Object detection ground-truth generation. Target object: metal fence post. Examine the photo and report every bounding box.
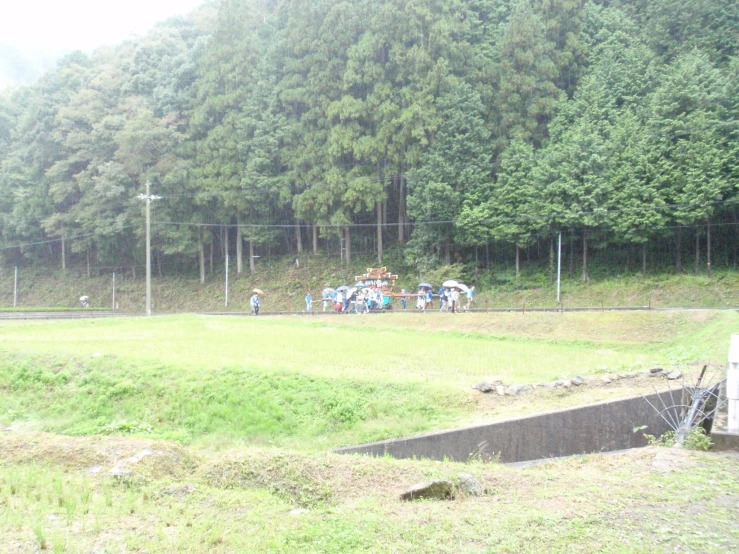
[728,335,739,433]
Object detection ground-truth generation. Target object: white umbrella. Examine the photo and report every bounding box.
[456,283,470,294]
[442,280,460,288]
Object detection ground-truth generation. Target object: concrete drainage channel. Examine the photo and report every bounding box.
[335,391,682,465]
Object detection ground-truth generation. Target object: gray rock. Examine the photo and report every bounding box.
[560,379,572,388]
[667,370,683,380]
[571,376,584,386]
[505,384,525,396]
[456,473,483,497]
[109,466,132,478]
[649,367,664,374]
[649,371,663,378]
[472,382,495,393]
[495,385,506,396]
[164,484,196,497]
[601,376,613,384]
[400,480,455,501]
[87,466,102,474]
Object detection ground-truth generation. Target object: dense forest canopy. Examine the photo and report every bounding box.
[1,0,738,282]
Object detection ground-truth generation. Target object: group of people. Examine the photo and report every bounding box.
[312,286,388,313]
[301,282,476,314]
[416,286,474,313]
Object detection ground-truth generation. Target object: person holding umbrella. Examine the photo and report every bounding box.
[450,287,460,314]
[305,291,312,312]
[250,292,261,315]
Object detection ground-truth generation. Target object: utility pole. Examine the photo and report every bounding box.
[225,253,229,309]
[138,182,161,316]
[556,232,562,304]
[112,272,116,311]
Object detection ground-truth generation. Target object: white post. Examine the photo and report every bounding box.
[728,334,739,433]
[13,266,17,308]
[225,254,229,309]
[145,181,152,317]
[556,232,562,304]
[112,272,116,311]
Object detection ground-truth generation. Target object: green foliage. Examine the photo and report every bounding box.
[646,427,713,451]
[1,0,738,280]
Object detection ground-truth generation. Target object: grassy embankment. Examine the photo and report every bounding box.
[0,311,737,552]
[2,255,739,311]
[0,310,734,449]
[1,432,737,553]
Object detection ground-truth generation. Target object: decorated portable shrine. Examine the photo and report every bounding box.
[354,267,398,292]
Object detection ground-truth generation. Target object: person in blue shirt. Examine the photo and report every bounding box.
[426,288,433,309]
[400,289,408,310]
[250,293,260,315]
[465,286,475,311]
[305,291,312,312]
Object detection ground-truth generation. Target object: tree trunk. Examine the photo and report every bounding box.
[312,224,318,254]
[569,229,574,279]
[296,218,302,253]
[199,228,205,284]
[377,201,383,264]
[132,264,136,280]
[642,243,647,278]
[87,249,91,278]
[582,228,588,283]
[676,227,682,273]
[61,234,66,270]
[515,244,520,281]
[549,237,554,284]
[706,220,712,277]
[695,230,700,275]
[157,250,162,278]
[236,222,243,274]
[344,227,351,265]
[445,241,451,265]
[249,240,255,274]
[397,174,405,244]
[209,240,213,274]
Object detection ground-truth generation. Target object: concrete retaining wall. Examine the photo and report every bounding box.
[335,391,680,464]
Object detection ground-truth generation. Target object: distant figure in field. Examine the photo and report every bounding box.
[450,288,460,314]
[322,291,330,312]
[305,291,312,312]
[465,286,475,311]
[426,289,433,310]
[400,289,408,310]
[438,287,446,312]
[417,289,426,312]
[80,296,89,308]
[250,293,260,316]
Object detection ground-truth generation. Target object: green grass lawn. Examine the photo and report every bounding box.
[1,433,737,553]
[0,311,734,449]
[1,311,737,553]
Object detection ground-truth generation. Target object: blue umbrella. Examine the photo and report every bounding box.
[336,285,350,292]
[355,282,367,288]
[418,282,433,289]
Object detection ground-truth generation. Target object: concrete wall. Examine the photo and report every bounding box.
[335,391,680,464]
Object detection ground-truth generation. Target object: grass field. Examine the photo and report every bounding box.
[0,310,737,552]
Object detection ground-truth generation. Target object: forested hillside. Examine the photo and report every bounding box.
[1,0,738,284]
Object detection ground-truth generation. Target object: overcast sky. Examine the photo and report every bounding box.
[1,0,205,53]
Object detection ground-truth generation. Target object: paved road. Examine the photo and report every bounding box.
[0,306,736,320]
